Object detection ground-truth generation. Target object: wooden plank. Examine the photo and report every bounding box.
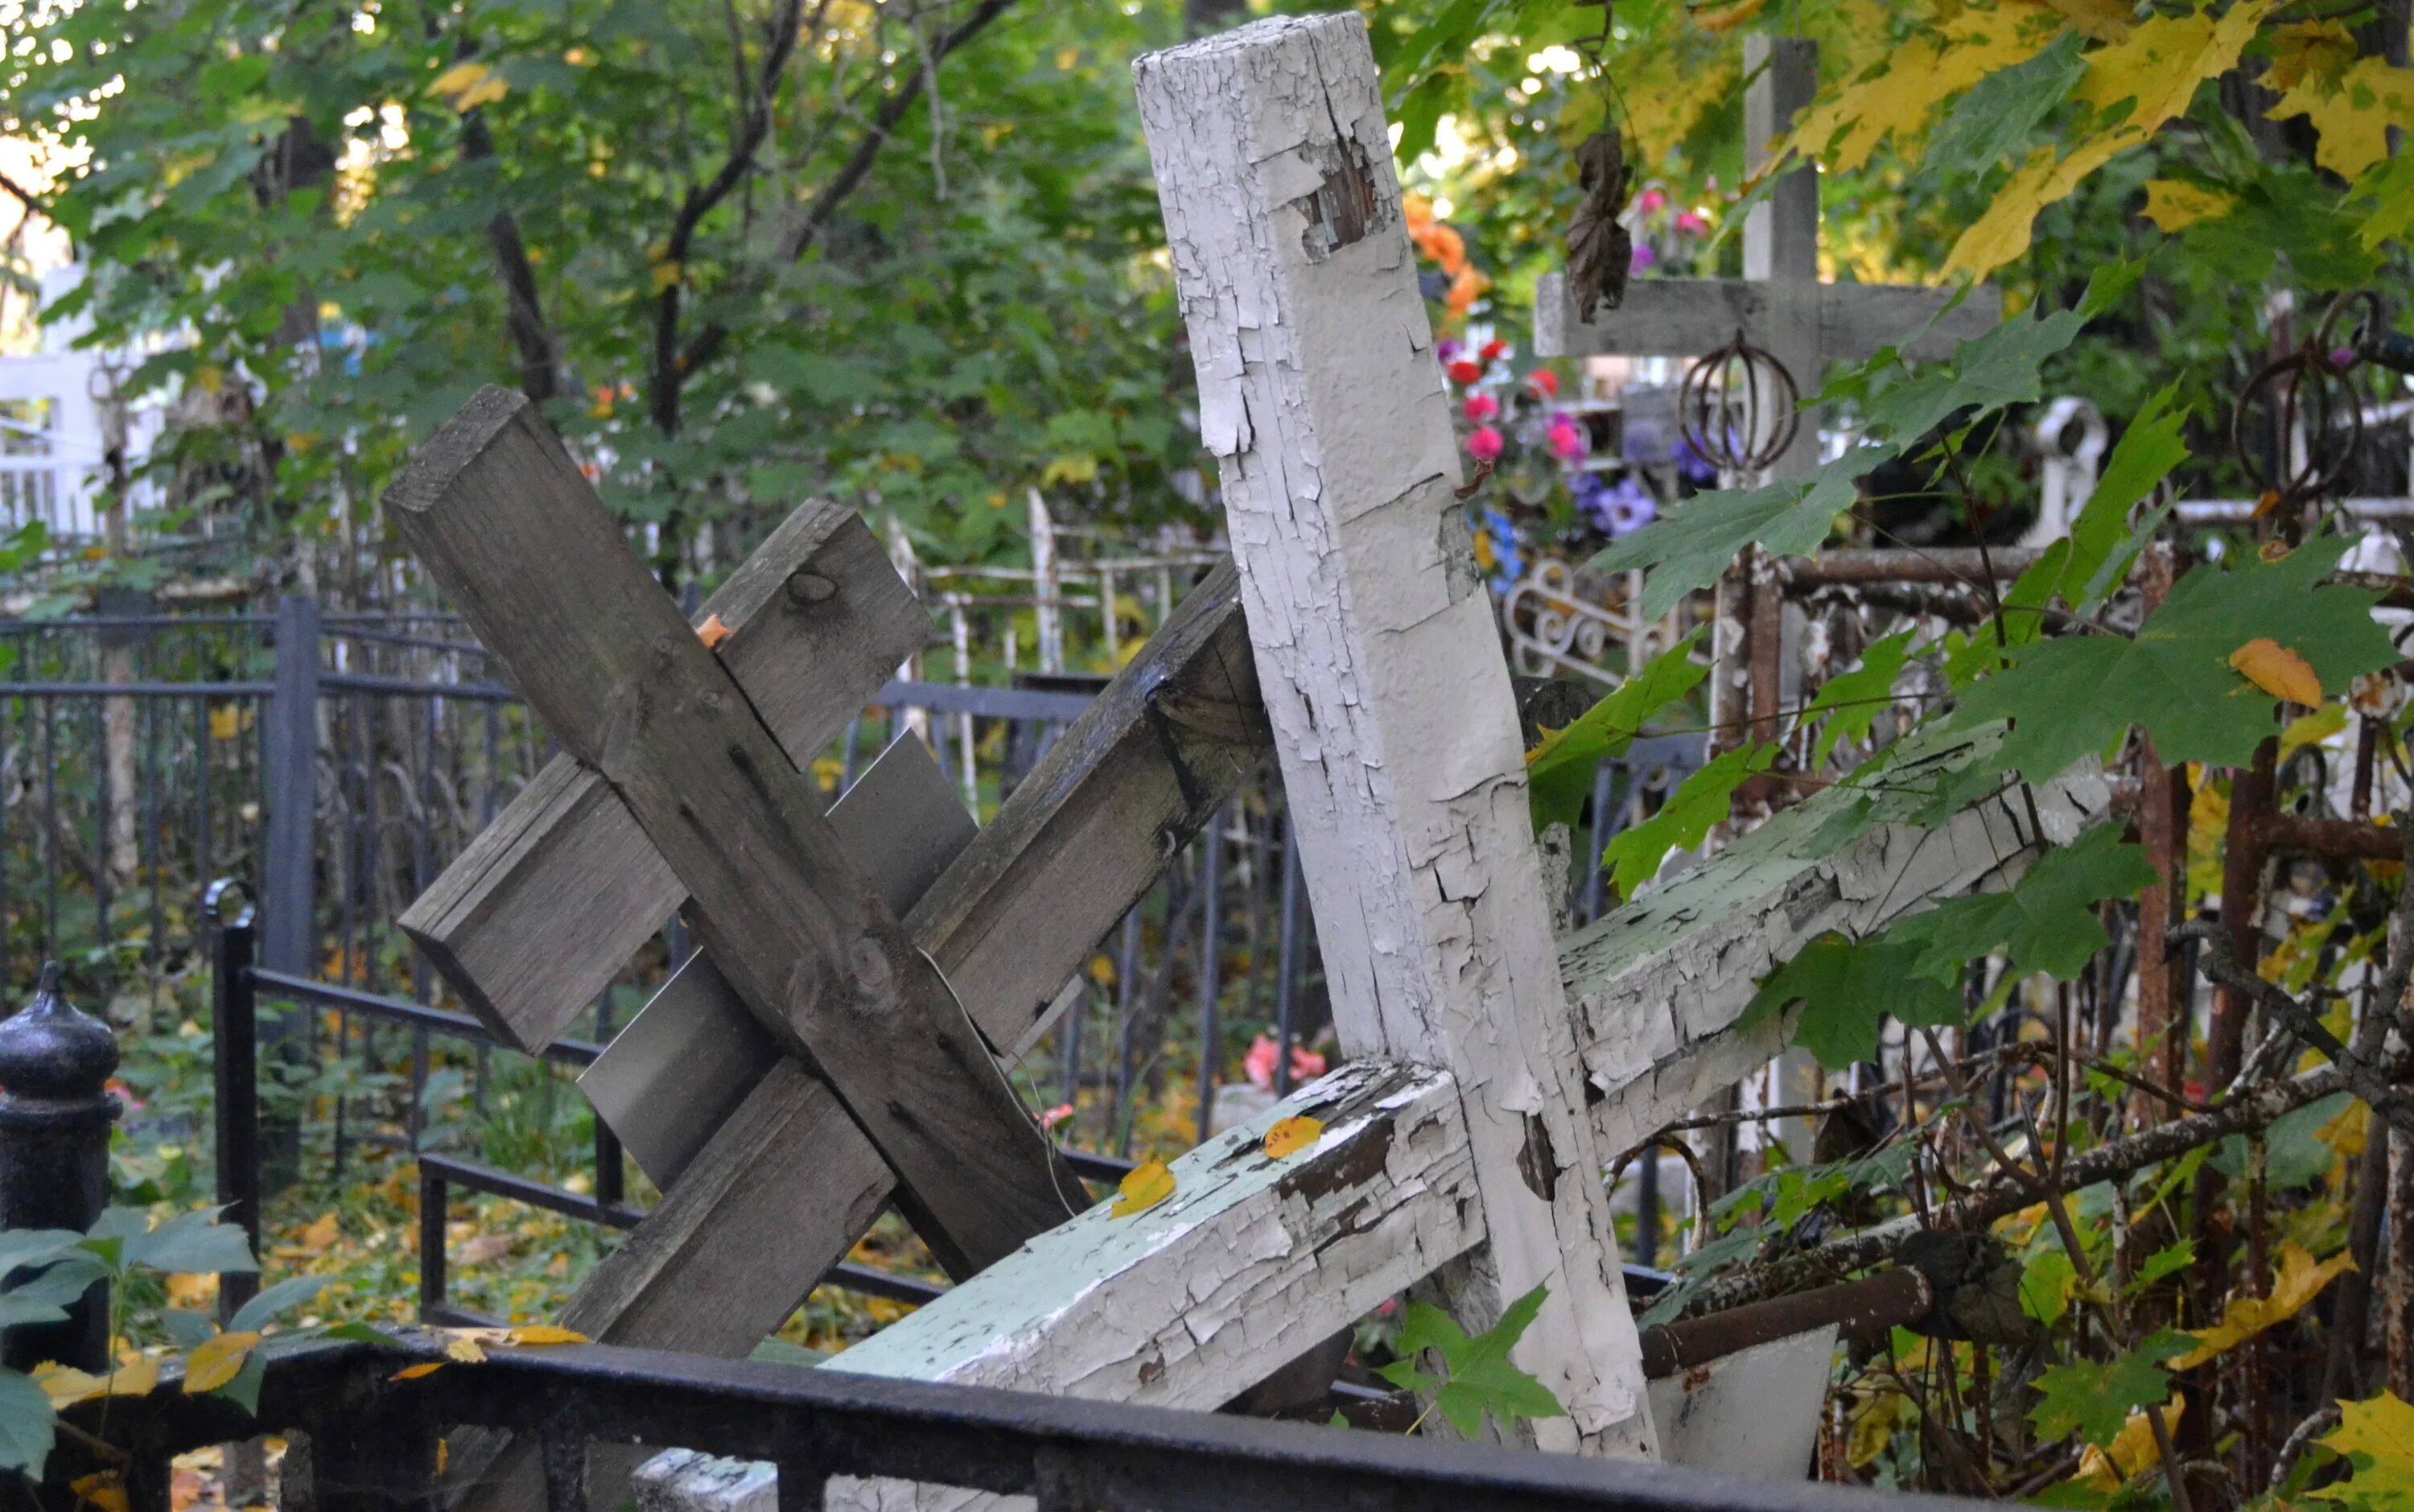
[1563,733,2116,1161]
[399,496,928,1053]
[445,559,1264,1512]
[1135,14,1655,1460]
[385,388,1085,1279]
[1534,271,2003,366]
[636,1062,1481,1512]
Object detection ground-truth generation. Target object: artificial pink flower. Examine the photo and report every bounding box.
[1463,392,1500,423]
[1242,1033,1329,1090]
[1467,425,1506,463]
[1445,359,1484,385]
[1675,210,1710,237]
[1637,187,1666,213]
[1547,414,1585,461]
[1527,369,1560,398]
[1040,1102,1075,1131]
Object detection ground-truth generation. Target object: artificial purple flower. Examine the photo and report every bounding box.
[1629,242,1657,274]
[1436,337,1465,365]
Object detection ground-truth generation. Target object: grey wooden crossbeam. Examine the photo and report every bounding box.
[1533,272,2001,366]
[446,555,1266,1512]
[398,496,928,1056]
[385,389,1086,1281]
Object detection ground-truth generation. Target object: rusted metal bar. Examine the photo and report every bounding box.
[1777,548,2044,588]
[1639,1268,1933,1379]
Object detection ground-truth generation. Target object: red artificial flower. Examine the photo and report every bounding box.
[1446,359,1484,385]
[1479,338,1509,361]
[1527,369,1560,398]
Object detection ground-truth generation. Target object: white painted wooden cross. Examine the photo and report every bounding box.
[627,17,2119,1512]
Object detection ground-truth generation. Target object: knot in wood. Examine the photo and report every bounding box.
[847,937,895,1000]
[786,570,838,605]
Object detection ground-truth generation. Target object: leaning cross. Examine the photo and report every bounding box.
[1537,37,2003,479]
[385,395,1093,1282]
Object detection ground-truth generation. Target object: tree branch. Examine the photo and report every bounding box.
[2173,917,2414,1137]
[460,109,560,406]
[676,0,1020,381]
[0,168,43,218]
[650,0,810,435]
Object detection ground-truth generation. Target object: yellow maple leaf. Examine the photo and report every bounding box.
[2140,179,2235,233]
[2074,0,2273,136]
[1785,7,2054,174]
[2169,1241,2354,1370]
[1944,133,2131,280]
[1262,1114,1324,1160]
[299,1211,341,1250]
[2268,19,2359,94]
[2270,56,2414,180]
[2322,1390,2414,1501]
[69,1472,128,1512]
[444,1335,488,1364]
[2230,637,2323,706]
[393,1361,446,1381]
[1110,1157,1175,1218]
[2028,0,2132,43]
[183,1331,261,1395]
[2073,1394,2181,1489]
[507,1325,588,1346]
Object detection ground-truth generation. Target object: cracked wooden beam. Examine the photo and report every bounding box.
[1135,12,1656,1460]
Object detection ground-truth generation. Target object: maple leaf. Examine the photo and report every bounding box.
[1885,824,2159,984]
[1594,457,1881,620]
[1375,1285,1566,1440]
[2269,56,2414,181]
[1526,629,1705,830]
[2072,1395,2184,1490]
[1799,630,1911,768]
[1110,1157,1174,1218]
[1946,534,2395,782]
[2029,1331,2190,1448]
[2168,1241,2354,1370]
[1597,743,1776,902]
[1783,7,2056,173]
[444,1335,488,1364]
[180,1331,260,1395]
[2059,382,2189,608]
[2141,179,2237,233]
[1919,30,2087,178]
[2317,1390,2414,1509]
[1737,933,1963,1069]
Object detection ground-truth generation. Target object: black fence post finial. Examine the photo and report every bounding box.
[0,962,122,1372]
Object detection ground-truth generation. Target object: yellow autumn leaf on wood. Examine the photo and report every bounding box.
[35,1364,105,1407]
[1262,1114,1323,1160]
[183,1331,261,1394]
[2230,637,2323,706]
[393,1361,446,1381]
[2321,1390,2414,1501]
[105,1358,160,1397]
[68,1472,128,1512]
[508,1325,588,1346]
[1110,1157,1175,1217]
[2140,180,2235,233]
[2073,1394,2181,1489]
[2169,1241,2354,1370]
[696,612,732,650]
[444,1335,488,1364]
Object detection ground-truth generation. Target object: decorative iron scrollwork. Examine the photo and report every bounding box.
[2230,290,2387,513]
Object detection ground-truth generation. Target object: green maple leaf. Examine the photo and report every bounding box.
[1374,1285,1566,1439]
[1526,630,1705,832]
[2029,1332,2191,1448]
[1920,31,2088,177]
[1799,630,1912,768]
[1949,534,2395,782]
[1595,455,1884,620]
[1887,825,2160,984]
[1736,933,1963,1069]
[2062,383,2189,609]
[1598,742,1776,901]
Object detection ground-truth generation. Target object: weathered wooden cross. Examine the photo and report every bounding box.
[1536,38,2003,478]
[385,19,2114,1512]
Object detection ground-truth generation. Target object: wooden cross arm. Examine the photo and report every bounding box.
[443,560,1266,1512]
[398,497,927,1056]
[1534,270,2002,365]
[385,388,1084,1280]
